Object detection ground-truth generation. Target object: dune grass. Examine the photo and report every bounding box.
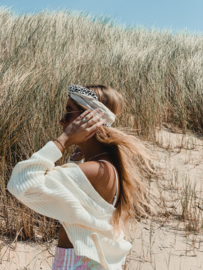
[0,7,203,269]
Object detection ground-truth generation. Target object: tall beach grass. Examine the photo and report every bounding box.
[0,7,203,251]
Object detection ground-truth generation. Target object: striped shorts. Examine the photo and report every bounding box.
[52,247,107,270]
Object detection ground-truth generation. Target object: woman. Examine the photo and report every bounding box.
[7,84,157,270]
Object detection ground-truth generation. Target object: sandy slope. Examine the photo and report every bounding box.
[0,240,57,269]
[125,127,203,270]
[1,127,203,270]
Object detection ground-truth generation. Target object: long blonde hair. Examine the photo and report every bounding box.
[71,85,159,239]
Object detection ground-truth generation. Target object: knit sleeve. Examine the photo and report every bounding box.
[6,141,85,224]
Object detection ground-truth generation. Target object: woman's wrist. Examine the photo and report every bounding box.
[53,133,73,154]
[53,140,65,154]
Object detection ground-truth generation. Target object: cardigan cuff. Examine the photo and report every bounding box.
[32,141,63,163]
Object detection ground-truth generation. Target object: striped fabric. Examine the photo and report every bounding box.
[52,247,120,270]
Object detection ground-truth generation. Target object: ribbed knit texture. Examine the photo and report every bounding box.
[7,141,132,270]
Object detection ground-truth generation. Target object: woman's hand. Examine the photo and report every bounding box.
[63,108,106,147]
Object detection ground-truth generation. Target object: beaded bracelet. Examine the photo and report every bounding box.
[55,139,66,150]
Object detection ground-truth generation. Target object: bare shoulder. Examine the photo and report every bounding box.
[77,161,115,197]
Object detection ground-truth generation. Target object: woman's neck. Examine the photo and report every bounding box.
[78,137,109,162]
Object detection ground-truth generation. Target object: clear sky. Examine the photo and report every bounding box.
[0,0,203,34]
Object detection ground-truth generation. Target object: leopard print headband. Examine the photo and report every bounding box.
[68,85,99,101]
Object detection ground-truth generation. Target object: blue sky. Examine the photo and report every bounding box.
[0,0,203,34]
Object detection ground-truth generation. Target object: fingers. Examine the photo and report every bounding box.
[84,130,98,141]
[77,108,105,125]
[86,118,106,134]
[85,112,104,128]
[77,108,98,122]
[85,109,106,129]
[76,108,107,134]
[86,109,101,123]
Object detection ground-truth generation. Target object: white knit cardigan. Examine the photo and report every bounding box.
[7,141,132,270]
